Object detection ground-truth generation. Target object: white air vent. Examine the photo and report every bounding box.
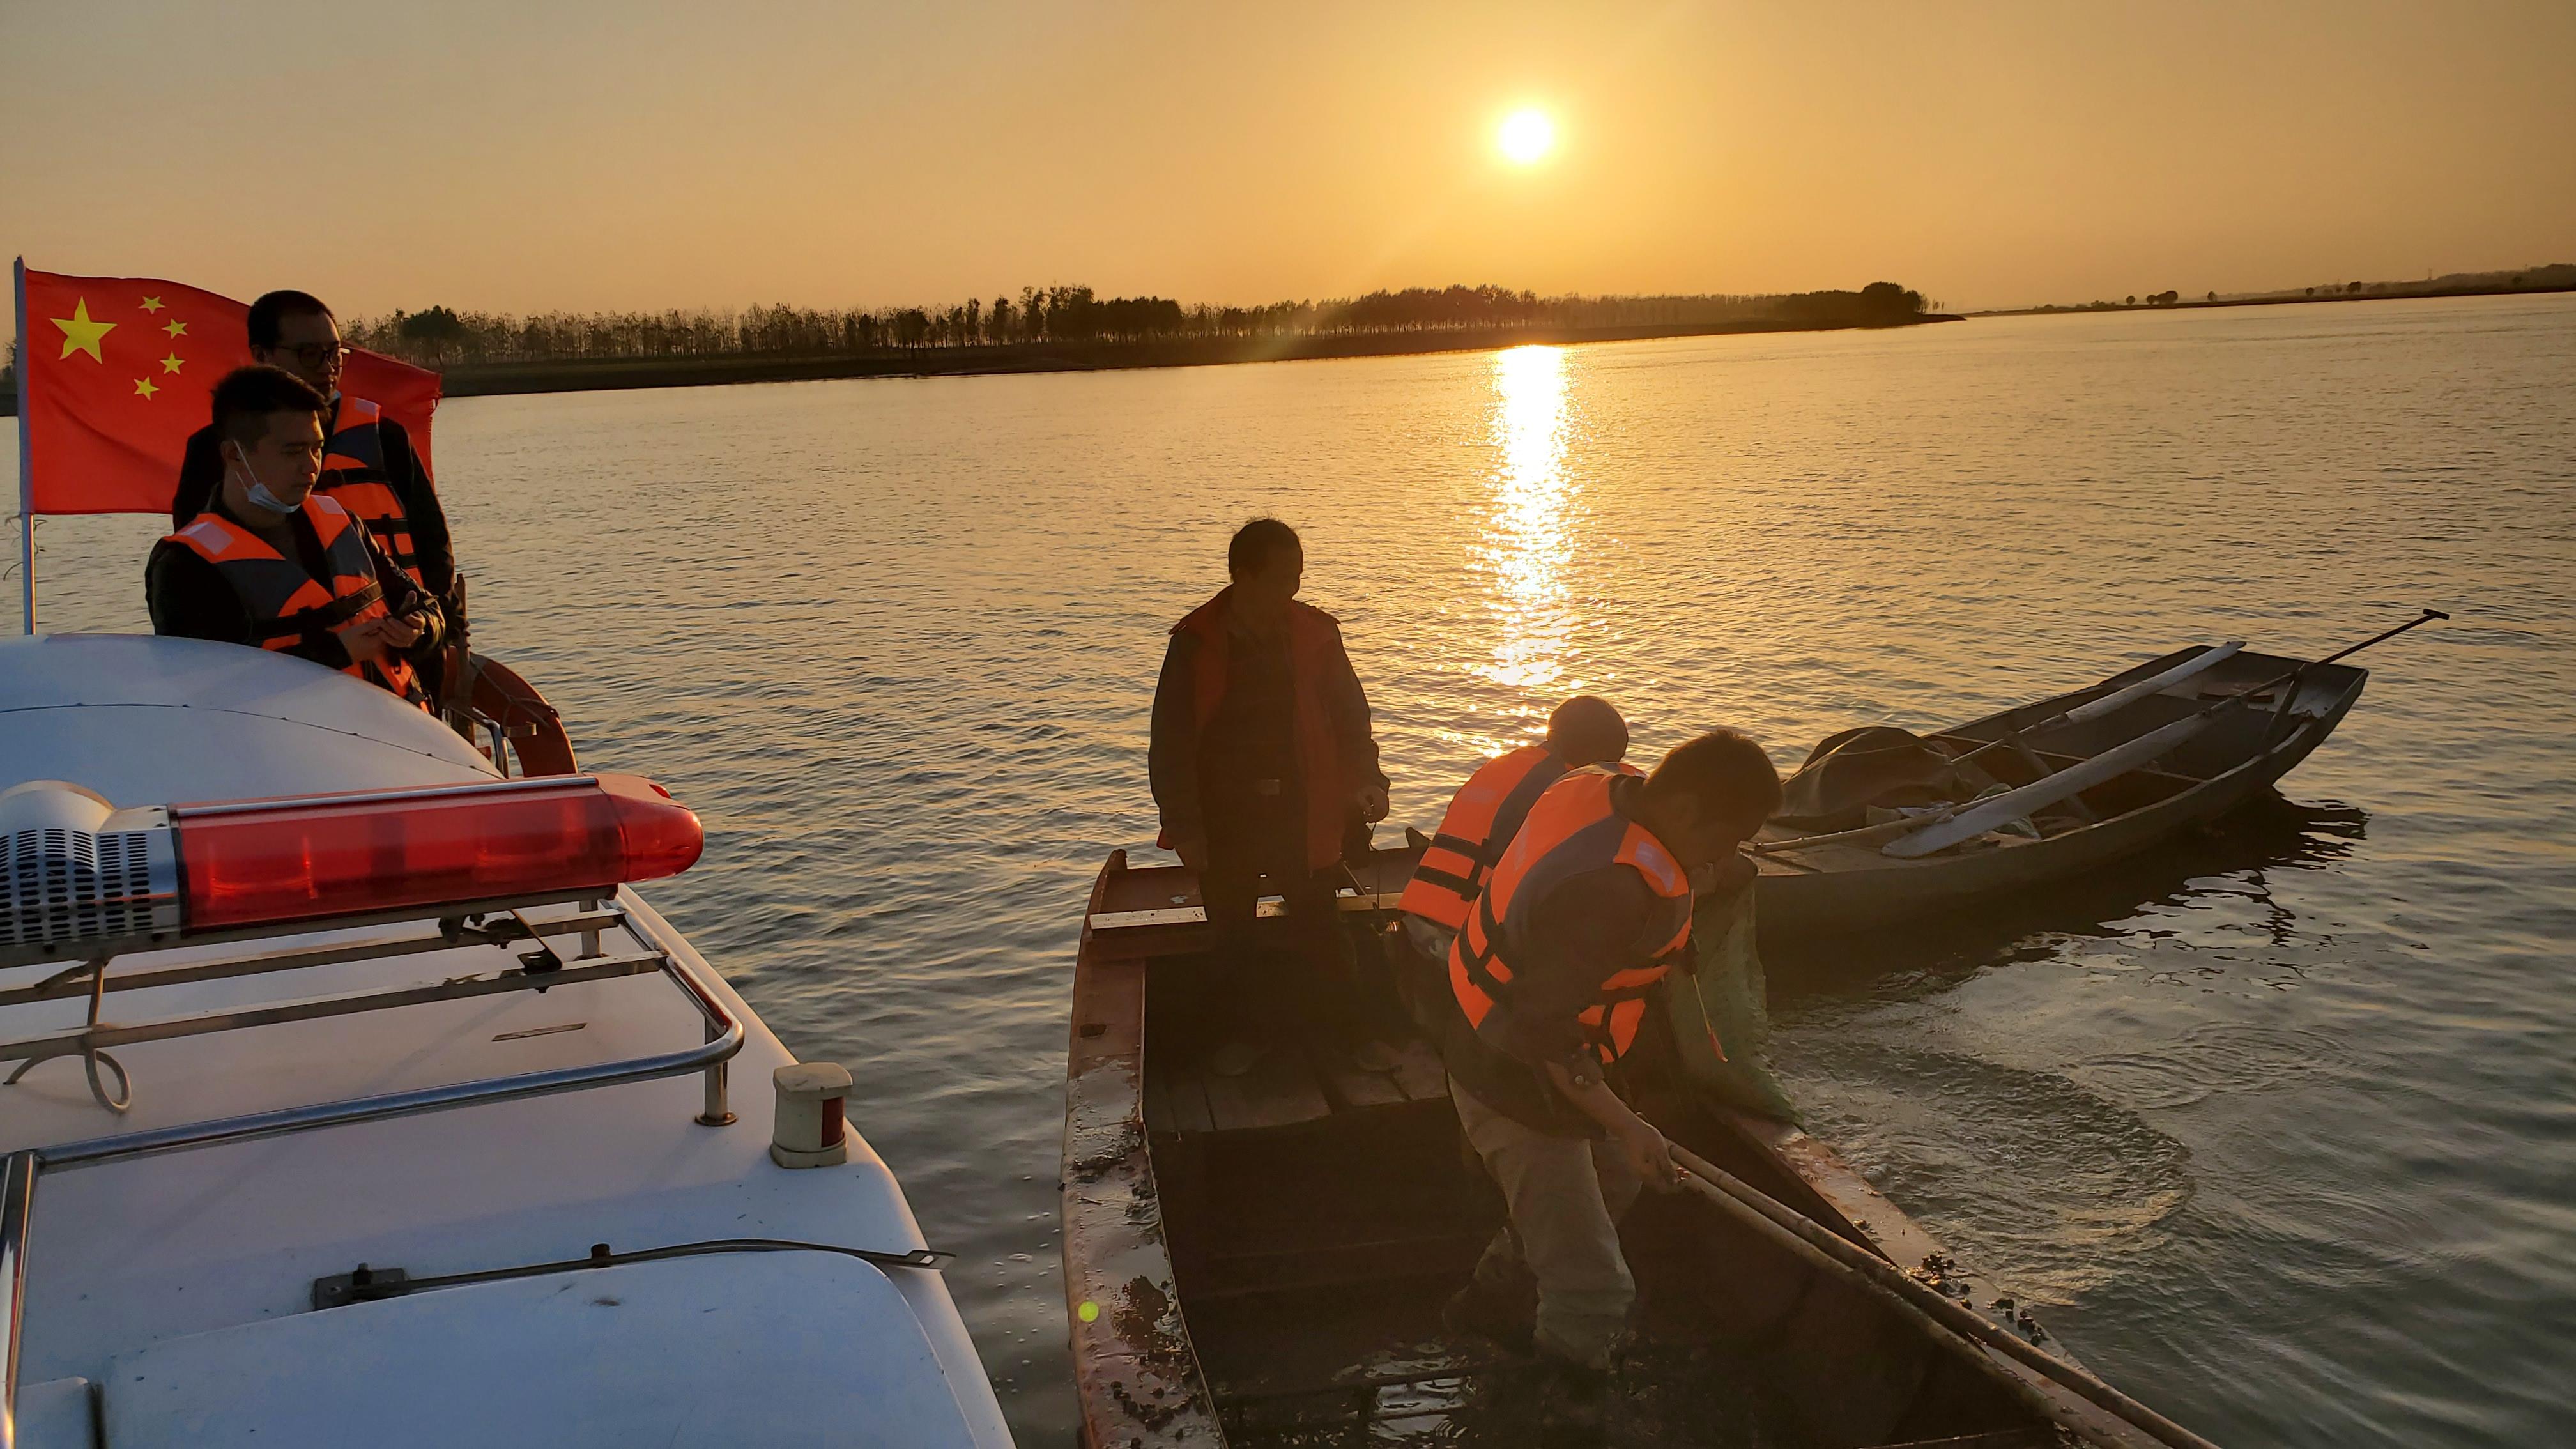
[0,781,180,953]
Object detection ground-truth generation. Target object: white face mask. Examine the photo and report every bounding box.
[230,442,300,518]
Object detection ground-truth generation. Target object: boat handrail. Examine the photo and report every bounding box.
[2,893,743,1156]
[0,893,743,1445]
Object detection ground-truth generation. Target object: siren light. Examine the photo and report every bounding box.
[0,774,703,960]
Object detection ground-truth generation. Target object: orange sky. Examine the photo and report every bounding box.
[4,1,2570,315]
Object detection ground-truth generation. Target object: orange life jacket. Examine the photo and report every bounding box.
[165,494,425,707]
[1155,587,1356,873]
[314,395,422,586]
[1402,747,1648,933]
[1448,767,1693,1066]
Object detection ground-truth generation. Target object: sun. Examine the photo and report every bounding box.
[1497,109,1555,165]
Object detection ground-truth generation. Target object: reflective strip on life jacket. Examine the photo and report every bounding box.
[1447,767,1693,1066]
[1402,746,1564,931]
[314,395,422,586]
[166,496,424,706]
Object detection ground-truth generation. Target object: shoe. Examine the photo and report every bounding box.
[1440,1282,1535,1356]
[1209,1040,1263,1078]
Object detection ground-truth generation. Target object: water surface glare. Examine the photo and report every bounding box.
[13,295,2574,1445]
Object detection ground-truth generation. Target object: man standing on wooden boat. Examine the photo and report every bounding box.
[1149,518,1390,1068]
[171,290,466,694]
[1435,730,1781,1420]
[146,367,449,707]
[1399,694,1633,969]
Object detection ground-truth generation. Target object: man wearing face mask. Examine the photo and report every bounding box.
[172,291,463,654]
[147,367,447,705]
[1150,517,1390,1068]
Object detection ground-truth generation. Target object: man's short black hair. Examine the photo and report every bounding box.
[1227,516,1301,578]
[1546,695,1629,767]
[247,290,334,351]
[1643,729,1782,827]
[211,365,328,449]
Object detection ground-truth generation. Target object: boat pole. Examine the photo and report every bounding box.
[2276,607,2448,674]
[1663,1140,2225,1449]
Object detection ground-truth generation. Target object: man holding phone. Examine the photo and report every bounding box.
[148,366,447,706]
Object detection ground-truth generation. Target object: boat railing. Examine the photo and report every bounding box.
[0,892,744,1445]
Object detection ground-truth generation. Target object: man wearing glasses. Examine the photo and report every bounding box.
[173,291,463,656]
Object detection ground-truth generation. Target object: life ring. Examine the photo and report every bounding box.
[439,647,578,776]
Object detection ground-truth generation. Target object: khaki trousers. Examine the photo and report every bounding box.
[1451,1077,1643,1368]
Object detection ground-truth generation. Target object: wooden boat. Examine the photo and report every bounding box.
[1061,849,2204,1448]
[1751,643,2367,941]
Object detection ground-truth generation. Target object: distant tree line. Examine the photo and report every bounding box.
[2027,263,2576,314]
[342,281,1936,369]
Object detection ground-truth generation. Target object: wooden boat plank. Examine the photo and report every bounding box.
[1158,1062,1216,1137]
[1199,1045,1333,1133]
[1307,1040,1411,1112]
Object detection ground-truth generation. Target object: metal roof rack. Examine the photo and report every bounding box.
[0,891,745,1446]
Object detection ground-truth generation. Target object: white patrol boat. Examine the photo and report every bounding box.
[0,634,1013,1448]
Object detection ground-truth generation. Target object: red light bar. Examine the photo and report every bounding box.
[172,774,703,931]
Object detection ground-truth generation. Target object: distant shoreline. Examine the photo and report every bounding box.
[1977,280,2575,318]
[418,314,1963,403]
[0,314,1959,417]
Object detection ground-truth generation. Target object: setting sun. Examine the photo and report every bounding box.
[1496,108,1555,165]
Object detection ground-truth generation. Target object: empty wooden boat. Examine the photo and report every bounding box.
[1061,849,2208,1448]
[1751,643,2368,941]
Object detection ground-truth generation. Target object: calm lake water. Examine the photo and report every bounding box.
[12,293,2573,1445]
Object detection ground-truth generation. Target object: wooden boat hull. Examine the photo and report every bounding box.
[1061,851,2186,1448]
[1754,646,2366,942]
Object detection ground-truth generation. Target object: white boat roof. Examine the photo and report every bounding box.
[2,635,1011,1447]
[0,633,494,803]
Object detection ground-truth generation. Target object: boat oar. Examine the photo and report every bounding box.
[1951,608,2448,769]
[1660,1139,2224,1449]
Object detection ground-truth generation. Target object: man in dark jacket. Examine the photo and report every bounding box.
[148,367,447,700]
[1150,518,1389,1062]
[171,291,463,659]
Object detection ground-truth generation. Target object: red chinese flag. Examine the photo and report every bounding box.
[16,267,440,516]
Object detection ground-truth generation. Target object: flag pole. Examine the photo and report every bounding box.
[12,257,33,635]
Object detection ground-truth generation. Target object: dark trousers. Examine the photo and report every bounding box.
[1199,785,1355,1040]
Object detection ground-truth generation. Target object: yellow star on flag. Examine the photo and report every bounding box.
[139,296,165,312]
[161,353,185,374]
[53,298,116,362]
[134,376,160,400]
[164,319,187,339]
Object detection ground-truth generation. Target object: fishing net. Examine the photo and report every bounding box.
[1774,725,2004,832]
[1663,885,1799,1123]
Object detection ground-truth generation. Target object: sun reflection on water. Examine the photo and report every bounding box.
[1476,345,1579,692]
